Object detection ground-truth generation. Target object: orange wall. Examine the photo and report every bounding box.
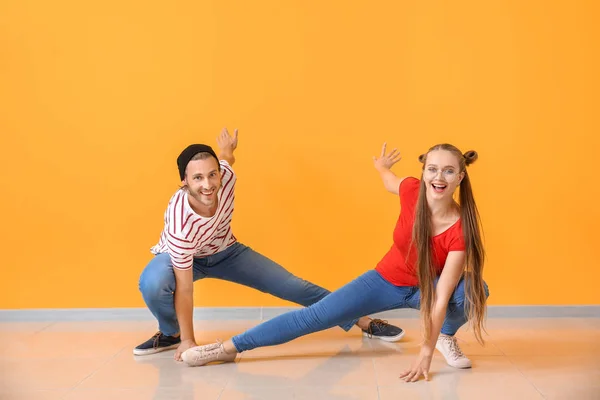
[1,1,598,309]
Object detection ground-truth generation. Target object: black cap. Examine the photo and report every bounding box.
[177,144,219,181]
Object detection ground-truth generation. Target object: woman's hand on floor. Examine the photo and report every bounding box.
[399,347,433,382]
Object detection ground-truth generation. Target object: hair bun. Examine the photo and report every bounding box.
[463,150,478,166]
[418,153,427,163]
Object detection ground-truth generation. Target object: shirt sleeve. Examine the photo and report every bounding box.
[165,191,196,270]
[220,159,237,189]
[399,177,420,208]
[166,233,196,270]
[448,227,466,252]
[219,159,234,176]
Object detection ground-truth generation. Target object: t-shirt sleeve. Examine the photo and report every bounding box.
[448,228,466,252]
[219,159,237,189]
[399,177,421,208]
[167,233,196,270]
[219,159,234,175]
[164,191,196,270]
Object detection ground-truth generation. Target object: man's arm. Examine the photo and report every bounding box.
[173,267,195,343]
[169,262,198,361]
[166,226,198,360]
[217,127,238,166]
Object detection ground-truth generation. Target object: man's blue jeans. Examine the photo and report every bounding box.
[138,242,357,336]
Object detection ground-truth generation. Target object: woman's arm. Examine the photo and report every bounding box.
[400,250,466,382]
[373,142,406,194]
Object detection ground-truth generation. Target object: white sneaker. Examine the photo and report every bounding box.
[436,334,472,369]
[181,341,236,367]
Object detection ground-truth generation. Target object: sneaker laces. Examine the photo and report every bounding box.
[440,335,466,360]
[188,340,225,363]
[365,319,390,338]
[151,332,163,349]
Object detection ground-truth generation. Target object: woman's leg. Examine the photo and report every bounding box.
[232,270,408,351]
[406,275,490,368]
[437,277,490,368]
[182,270,410,366]
[204,243,404,340]
[404,276,490,335]
[441,277,490,335]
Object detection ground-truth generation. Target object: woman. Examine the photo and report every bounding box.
[182,143,490,382]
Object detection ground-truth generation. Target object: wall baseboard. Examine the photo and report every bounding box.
[0,305,598,322]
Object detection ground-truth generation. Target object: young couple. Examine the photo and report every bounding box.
[135,128,489,382]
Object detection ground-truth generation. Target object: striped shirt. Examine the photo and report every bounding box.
[150,160,237,270]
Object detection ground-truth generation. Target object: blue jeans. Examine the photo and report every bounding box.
[138,242,357,336]
[232,269,490,352]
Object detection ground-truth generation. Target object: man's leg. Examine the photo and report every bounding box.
[203,243,403,340]
[134,253,205,355]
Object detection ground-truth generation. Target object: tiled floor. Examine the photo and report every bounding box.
[0,318,598,399]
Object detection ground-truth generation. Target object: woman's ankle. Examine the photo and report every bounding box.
[223,339,238,354]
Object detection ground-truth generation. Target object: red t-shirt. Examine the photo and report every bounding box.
[375,177,465,287]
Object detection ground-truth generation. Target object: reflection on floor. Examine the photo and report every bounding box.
[0,318,599,399]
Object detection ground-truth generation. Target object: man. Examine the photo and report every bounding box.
[134,128,404,360]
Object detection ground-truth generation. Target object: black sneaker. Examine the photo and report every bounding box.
[362,319,405,342]
[133,332,181,356]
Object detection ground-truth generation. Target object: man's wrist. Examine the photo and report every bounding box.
[219,149,234,158]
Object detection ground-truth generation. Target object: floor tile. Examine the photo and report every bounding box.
[509,354,600,400]
[62,386,223,400]
[375,355,544,399]
[219,385,378,400]
[0,357,108,390]
[0,322,54,333]
[0,390,68,400]
[77,349,233,389]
